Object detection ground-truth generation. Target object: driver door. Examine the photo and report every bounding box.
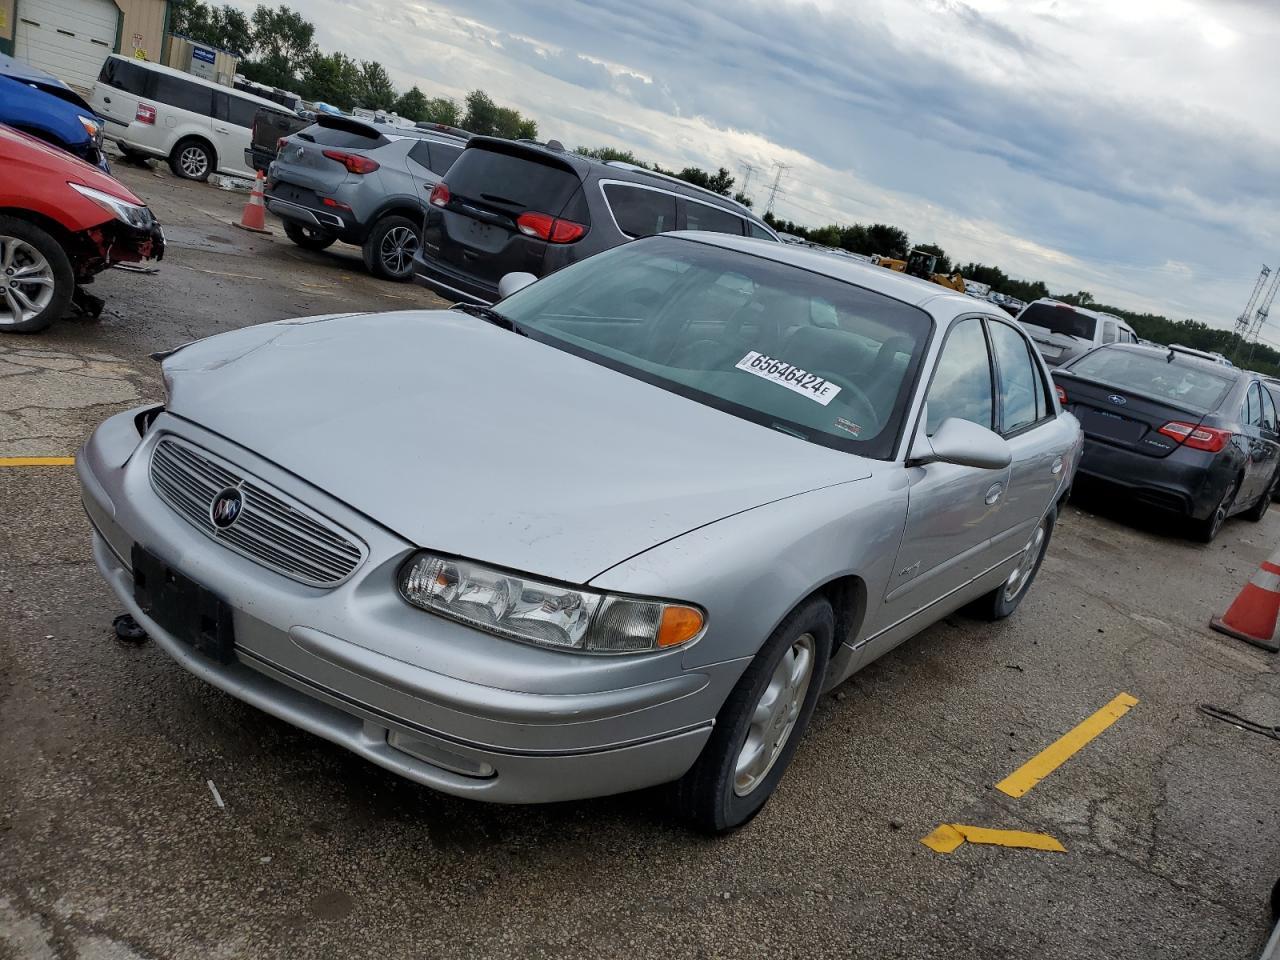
[864,317,1011,651]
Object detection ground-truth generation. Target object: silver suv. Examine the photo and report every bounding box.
[265,114,467,281]
[1015,298,1138,367]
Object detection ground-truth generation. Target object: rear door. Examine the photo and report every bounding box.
[427,142,587,283]
[1239,382,1279,502]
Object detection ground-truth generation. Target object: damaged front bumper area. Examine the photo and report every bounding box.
[72,217,165,283]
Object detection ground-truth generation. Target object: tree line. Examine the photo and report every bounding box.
[169,0,538,137]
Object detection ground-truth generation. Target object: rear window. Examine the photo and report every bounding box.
[603,183,676,237]
[446,146,583,216]
[685,200,744,236]
[1019,303,1097,340]
[97,57,149,96]
[298,121,389,149]
[1067,348,1236,413]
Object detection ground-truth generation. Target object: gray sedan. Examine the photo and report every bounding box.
[78,233,1082,833]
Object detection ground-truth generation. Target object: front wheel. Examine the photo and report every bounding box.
[362,215,420,282]
[0,216,75,333]
[971,507,1055,620]
[673,595,833,834]
[284,220,337,251]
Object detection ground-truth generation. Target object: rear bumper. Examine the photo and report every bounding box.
[411,250,498,304]
[264,185,361,240]
[1077,436,1225,519]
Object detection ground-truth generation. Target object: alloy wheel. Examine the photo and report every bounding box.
[0,236,56,326]
[1003,521,1047,603]
[734,633,815,797]
[179,146,208,178]
[380,226,419,275]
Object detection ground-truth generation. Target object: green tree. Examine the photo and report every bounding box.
[912,242,951,274]
[395,86,430,121]
[865,223,909,259]
[359,60,396,110]
[422,96,461,127]
[246,5,315,89]
[462,91,501,136]
[300,51,361,110]
[732,191,753,209]
[576,145,647,164]
[173,1,251,55]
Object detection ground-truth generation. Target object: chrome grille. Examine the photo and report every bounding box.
[149,437,364,587]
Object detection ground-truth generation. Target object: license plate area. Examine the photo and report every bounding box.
[132,544,236,663]
[1080,408,1146,444]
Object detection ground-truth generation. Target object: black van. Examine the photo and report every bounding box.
[412,138,779,304]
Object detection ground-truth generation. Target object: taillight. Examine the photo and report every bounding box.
[321,150,379,174]
[277,137,287,153]
[136,104,156,125]
[1055,384,1067,405]
[429,182,450,208]
[516,211,586,244]
[321,197,351,210]
[1158,421,1232,453]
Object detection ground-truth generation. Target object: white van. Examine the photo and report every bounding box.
[91,55,291,181]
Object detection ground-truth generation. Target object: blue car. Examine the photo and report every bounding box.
[0,53,108,171]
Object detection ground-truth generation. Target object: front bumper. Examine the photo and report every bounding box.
[78,408,732,803]
[1077,436,1225,519]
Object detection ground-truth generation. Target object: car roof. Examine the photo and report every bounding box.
[671,231,1000,312]
[102,54,288,112]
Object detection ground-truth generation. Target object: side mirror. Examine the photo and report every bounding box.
[497,272,537,300]
[909,417,1012,470]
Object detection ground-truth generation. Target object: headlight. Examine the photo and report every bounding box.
[399,552,705,654]
[68,182,153,229]
[77,114,102,144]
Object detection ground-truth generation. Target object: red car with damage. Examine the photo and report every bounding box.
[0,123,163,332]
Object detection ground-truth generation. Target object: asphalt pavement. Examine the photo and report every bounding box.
[1,159,1278,960]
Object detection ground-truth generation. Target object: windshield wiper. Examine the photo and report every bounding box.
[452,302,527,336]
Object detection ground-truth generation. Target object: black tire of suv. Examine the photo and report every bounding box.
[168,138,214,182]
[672,595,833,835]
[284,221,337,251]
[0,215,75,334]
[362,215,420,282]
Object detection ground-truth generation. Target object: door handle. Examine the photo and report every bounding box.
[984,483,1003,505]
[104,96,112,104]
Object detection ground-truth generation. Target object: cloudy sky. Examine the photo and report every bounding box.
[242,0,1280,334]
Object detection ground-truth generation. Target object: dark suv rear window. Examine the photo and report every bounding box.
[447,146,583,217]
[299,119,389,149]
[1019,303,1096,340]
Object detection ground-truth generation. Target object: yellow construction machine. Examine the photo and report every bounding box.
[875,249,966,293]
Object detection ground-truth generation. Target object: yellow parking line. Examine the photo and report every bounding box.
[996,692,1139,798]
[921,823,1066,854]
[0,456,75,467]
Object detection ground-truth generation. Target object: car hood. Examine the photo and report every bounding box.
[162,311,875,583]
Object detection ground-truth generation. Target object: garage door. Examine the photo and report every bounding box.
[14,0,120,90]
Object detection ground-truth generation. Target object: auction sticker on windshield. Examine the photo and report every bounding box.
[735,352,842,406]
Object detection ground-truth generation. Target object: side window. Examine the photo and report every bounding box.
[149,73,213,115]
[748,222,775,241]
[408,140,433,171]
[989,320,1041,434]
[1261,387,1278,433]
[603,184,677,238]
[99,58,148,95]
[427,142,462,175]
[925,317,994,436]
[1245,383,1262,426]
[1101,320,1117,344]
[685,200,744,236]
[226,96,260,128]
[1030,339,1046,421]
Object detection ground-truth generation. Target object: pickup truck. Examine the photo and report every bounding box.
[245,107,313,173]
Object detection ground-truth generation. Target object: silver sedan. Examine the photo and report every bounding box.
[79,233,1082,832]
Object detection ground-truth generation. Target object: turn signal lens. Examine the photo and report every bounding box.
[1055,384,1067,405]
[657,606,705,648]
[429,182,450,207]
[1158,420,1231,453]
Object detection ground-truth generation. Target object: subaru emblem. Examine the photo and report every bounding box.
[1107,394,1127,405]
[210,487,244,529]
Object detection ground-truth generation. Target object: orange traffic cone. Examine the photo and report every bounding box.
[1210,547,1280,653]
[233,170,271,234]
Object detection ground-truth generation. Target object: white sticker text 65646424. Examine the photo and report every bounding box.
[734,352,842,406]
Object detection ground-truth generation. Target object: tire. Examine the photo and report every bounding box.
[118,145,152,166]
[169,138,214,181]
[362,215,420,281]
[0,216,75,334]
[284,220,337,251]
[1243,471,1278,522]
[971,507,1056,620]
[1191,475,1239,543]
[673,595,833,834]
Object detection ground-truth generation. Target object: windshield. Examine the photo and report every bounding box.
[1067,347,1236,412]
[493,236,933,458]
[1020,303,1097,340]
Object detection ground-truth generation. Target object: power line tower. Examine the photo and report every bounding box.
[1233,264,1270,350]
[737,161,756,198]
[1245,268,1280,366]
[764,162,789,217]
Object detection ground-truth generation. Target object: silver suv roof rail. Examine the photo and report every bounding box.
[602,160,756,216]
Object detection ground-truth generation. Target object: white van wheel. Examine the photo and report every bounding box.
[169,139,213,181]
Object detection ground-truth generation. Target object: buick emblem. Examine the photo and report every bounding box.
[1107,394,1127,405]
[293,146,304,161]
[210,487,244,529]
